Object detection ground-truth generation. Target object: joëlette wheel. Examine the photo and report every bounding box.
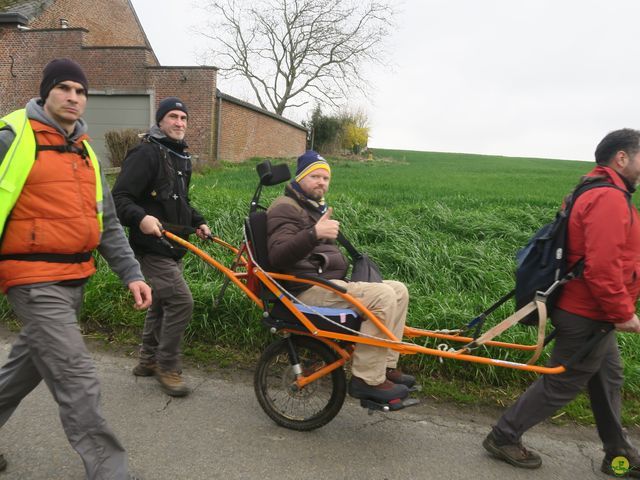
[254,335,346,431]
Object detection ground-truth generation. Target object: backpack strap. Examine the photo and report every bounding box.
[336,231,362,260]
[569,181,631,216]
[563,181,632,272]
[0,251,92,263]
[36,143,89,159]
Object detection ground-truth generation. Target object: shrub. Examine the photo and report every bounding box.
[342,121,369,154]
[104,129,143,167]
[305,105,370,154]
[305,106,342,153]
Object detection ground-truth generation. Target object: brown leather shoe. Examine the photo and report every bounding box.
[132,360,158,377]
[386,368,416,388]
[348,376,409,403]
[157,370,191,397]
[483,432,542,469]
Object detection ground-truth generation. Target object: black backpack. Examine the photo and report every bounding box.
[515,179,630,325]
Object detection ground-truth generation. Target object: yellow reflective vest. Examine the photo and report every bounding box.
[0,109,103,238]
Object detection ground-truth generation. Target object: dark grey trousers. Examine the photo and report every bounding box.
[0,284,128,479]
[138,254,193,372]
[493,308,633,454]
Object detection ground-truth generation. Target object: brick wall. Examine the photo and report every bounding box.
[148,67,218,164]
[0,28,95,114]
[28,0,152,50]
[217,95,307,162]
[0,28,217,163]
[0,27,152,111]
[0,0,156,115]
[0,0,304,165]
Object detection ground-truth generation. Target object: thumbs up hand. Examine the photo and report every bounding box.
[314,207,340,240]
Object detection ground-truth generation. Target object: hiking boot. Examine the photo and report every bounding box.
[602,449,640,478]
[156,370,191,397]
[348,376,409,403]
[386,368,416,388]
[0,454,6,471]
[132,360,158,377]
[483,431,542,469]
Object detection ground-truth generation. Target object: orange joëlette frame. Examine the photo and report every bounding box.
[163,231,566,378]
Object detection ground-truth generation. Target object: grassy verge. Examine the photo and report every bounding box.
[3,149,640,427]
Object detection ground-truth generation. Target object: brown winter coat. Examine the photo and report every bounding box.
[266,186,348,293]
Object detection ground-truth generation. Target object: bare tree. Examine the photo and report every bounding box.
[200,0,394,116]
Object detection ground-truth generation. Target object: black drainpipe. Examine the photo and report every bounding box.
[215,90,223,161]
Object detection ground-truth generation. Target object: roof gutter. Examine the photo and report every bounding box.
[0,13,29,25]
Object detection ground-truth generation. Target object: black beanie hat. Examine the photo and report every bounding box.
[156,97,188,123]
[39,58,89,101]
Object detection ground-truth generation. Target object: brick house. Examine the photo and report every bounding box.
[0,0,307,164]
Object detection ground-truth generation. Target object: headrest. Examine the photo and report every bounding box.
[256,160,291,186]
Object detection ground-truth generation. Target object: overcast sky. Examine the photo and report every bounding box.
[129,0,640,161]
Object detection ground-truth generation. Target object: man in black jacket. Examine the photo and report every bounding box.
[113,97,210,397]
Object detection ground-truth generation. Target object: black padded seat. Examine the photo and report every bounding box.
[266,301,361,334]
[245,211,362,335]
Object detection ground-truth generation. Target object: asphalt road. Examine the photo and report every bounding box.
[0,331,631,480]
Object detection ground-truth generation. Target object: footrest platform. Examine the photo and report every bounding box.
[360,397,420,414]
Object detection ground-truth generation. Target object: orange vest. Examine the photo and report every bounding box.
[0,119,101,292]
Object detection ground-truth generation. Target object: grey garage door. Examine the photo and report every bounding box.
[84,94,151,166]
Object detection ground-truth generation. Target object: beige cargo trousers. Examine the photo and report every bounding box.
[297,279,409,385]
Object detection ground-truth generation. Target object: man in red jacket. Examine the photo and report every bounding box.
[484,129,640,477]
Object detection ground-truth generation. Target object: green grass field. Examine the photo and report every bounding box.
[3,148,640,424]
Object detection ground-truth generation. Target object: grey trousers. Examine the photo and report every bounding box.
[493,308,633,454]
[0,284,128,479]
[138,254,193,372]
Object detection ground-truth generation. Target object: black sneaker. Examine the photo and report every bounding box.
[386,368,416,388]
[0,454,6,471]
[348,376,409,403]
[483,431,542,469]
[602,450,640,478]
